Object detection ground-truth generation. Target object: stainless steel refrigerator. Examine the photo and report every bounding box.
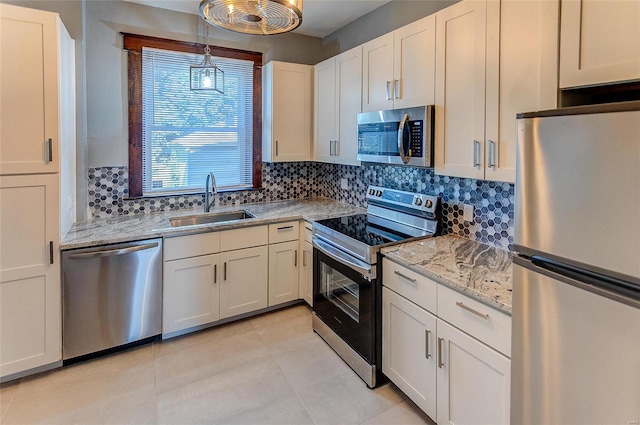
[511,101,640,425]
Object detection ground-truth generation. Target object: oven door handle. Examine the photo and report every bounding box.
[312,237,374,280]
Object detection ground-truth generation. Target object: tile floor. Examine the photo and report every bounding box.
[0,304,435,425]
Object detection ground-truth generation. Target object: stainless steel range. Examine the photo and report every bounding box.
[312,186,439,388]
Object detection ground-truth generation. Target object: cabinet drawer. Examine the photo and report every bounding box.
[382,258,437,314]
[164,232,220,261]
[268,221,300,243]
[437,284,511,357]
[220,225,268,251]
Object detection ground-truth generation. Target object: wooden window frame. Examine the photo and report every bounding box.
[123,33,263,198]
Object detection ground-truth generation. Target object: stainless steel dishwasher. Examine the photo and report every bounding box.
[61,238,162,361]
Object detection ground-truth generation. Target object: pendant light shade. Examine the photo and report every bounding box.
[190,45,224,93]
[199,0,303,35]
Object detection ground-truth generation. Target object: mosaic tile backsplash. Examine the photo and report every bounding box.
[88,162,514,250]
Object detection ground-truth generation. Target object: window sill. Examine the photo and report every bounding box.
[123,186,265,201]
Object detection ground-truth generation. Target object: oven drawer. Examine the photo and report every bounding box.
[269,221,300,243]
[382,258,437,314]
[437,284,511,357]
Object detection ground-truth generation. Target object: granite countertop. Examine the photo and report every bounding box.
[381,235,513,314]
[61,197,365,250]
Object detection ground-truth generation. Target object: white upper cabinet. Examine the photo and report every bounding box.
[435,0,558,183]
[314,46,362,166]
[487,0,559,183]
[262,61,312,162]
[0,4,63,174]
[314,57,337,163]
[362,15,436,112]
[560,0,640,88]
[362,33,394,112]
[393,15,437,109]
[434,0,488,180]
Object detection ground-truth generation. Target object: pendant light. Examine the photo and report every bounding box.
[190,24,224,93]
[199,0,303,36]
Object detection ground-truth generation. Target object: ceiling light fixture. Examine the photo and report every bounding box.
[190,24,224,93]
[199,0,303,36]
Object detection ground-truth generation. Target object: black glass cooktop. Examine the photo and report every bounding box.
[314,214,411,247]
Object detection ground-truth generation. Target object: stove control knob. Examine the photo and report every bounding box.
[425,200,433,208]
[368,189,375,195]
[375,190,382,197]
[414,198,423,206]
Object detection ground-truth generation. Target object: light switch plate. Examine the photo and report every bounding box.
[340,178,348,190]
[463,204,474,222]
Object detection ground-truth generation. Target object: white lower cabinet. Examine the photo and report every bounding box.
[382,258,511,425]
[268,240,299,306]
[382,287,437,418]
[436,319,511,425]
[0,174,61,379]
[220,245,268,319]
[162,225,268,335]
[298,221,313,306]
[163,254,220,335]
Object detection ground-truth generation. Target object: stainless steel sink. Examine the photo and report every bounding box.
[169,210,255,227]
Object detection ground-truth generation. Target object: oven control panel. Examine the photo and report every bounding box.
[366,185,438,215]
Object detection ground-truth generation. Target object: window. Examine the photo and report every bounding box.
[123,34,262,198]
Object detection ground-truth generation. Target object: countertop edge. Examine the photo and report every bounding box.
[382,244,512,316]
[60,198,365,250]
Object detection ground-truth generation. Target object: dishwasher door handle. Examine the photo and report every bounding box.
[67,242,160,259]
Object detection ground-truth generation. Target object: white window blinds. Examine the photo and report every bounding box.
[141,47,254,195]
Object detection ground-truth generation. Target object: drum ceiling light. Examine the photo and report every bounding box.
[199,0,303,35]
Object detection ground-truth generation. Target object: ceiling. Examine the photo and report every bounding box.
[122,0,393,38]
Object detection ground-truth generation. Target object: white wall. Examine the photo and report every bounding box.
[320,0,459,59]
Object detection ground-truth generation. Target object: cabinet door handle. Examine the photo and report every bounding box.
[386,81,391,100]
[224,262,227,281]
[302,250,307,267]
[277,225,294,231]
[394,270,416,283]
[294,250,298,267]
[473,140,481,167]
[438,338,445,368]
[456,301,489,320]
[275,140,279,156]
[488,140,496,168]
[49,241,54,264]
[214,264,217,284]
[46,138,53,163]
[394,79,399,100]
[425,329,431,359]
[334,140,339,156]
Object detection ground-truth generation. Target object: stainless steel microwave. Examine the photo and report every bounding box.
[356,105,434,167]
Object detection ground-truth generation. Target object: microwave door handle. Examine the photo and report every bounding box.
[397,113,410,164]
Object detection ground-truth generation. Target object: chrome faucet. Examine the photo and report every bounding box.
[204,172,217,212]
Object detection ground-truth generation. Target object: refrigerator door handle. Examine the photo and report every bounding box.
[514,256,640,309]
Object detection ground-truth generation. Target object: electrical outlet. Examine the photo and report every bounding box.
[463,204,474,222]
[340,178,348,190]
